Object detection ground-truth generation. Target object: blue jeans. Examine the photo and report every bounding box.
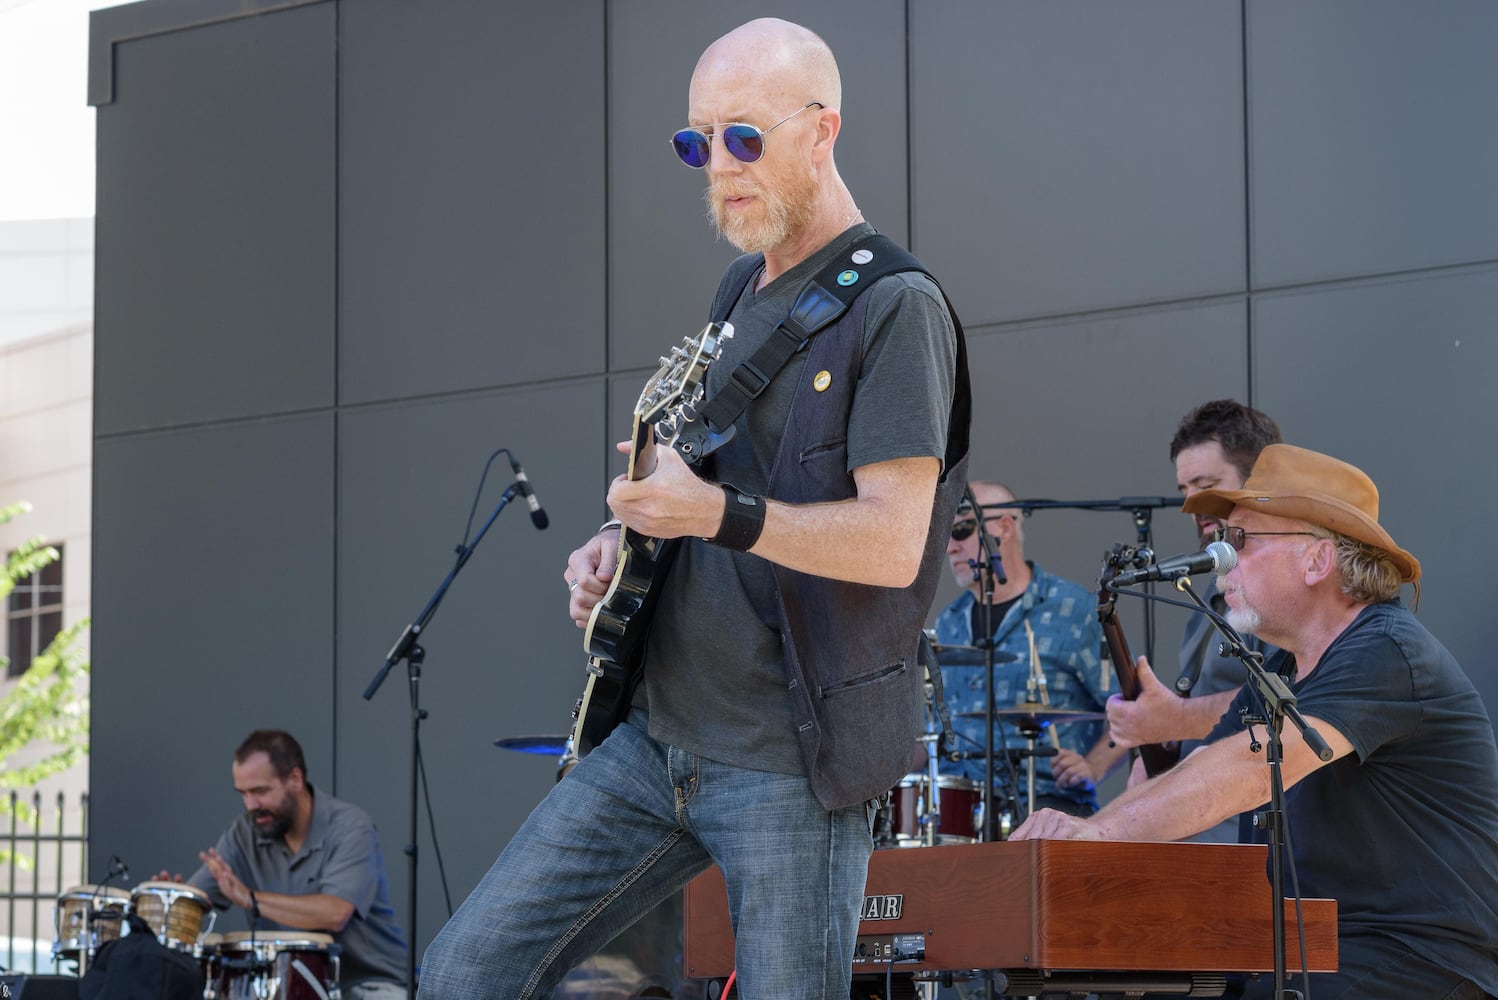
[417,711,874,1000]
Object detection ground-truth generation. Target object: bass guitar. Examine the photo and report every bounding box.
[1097,544,1181,777]
[570,321,733,756]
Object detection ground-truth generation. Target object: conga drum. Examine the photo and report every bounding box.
[53,885,130,963]
[130,880,217,952]
[215,931,340,1000]
[198,931,225,999]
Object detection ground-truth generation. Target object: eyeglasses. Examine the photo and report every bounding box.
[950,516,1011,542]
[1215,526,1319,551]
[670,102,823,169]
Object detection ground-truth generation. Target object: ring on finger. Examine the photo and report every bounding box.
[567,578,580,591]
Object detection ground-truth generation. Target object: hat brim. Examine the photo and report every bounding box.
[1184,488,1421,583]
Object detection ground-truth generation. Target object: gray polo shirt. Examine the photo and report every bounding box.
[189,785,407,986]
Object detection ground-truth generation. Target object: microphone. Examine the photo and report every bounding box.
[97,854,129,889]
[509,455,549,530]
[967,555,1008,588]
[1111,540,1236,586]
[989,553,1008,586]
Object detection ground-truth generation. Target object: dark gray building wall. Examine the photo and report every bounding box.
[89,0,1498,965]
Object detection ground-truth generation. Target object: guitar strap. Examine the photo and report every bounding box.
[675,233,954,463]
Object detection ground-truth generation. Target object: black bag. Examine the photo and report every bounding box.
[79,914,203,1000]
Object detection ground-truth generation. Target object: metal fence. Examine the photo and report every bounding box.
[0,790,89,974]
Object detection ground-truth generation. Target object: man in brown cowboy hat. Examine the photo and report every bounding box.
[1012,444,1498,999]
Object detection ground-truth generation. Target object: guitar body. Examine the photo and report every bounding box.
[573,533,680,754]
[570,322,733,756]
[1098,544,1182,777]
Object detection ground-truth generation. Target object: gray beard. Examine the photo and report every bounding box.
[1226,604,1262,635]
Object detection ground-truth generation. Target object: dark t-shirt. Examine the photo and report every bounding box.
[1206,601,1498,994]
[639,224,956,774]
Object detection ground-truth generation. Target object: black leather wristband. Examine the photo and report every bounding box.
[709,483,766,551]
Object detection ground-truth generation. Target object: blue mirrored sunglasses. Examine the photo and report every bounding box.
[670,102,823,168]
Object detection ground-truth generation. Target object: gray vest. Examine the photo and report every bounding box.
[745,269,970,809]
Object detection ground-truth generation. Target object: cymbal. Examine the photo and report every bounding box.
[929,642,1019,666]
[493,735,570,756]
[955,703,1105,725]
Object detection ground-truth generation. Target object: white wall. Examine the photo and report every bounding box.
[0,218,94,964]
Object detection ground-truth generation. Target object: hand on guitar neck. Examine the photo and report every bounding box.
[606,438,726,542]
[1104,656,1189,748]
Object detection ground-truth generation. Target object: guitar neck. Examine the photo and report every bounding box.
[1099,594,1180,777]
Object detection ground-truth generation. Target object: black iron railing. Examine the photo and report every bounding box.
[1,790,88,974]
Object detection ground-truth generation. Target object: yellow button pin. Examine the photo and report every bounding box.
[813,370,832,392]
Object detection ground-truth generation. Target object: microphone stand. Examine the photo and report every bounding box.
[965,489,1023,842]
[363,481,523,1000]
[1161,577,1331,1000]
[81,857,130,977]
[962,490,1022,1000]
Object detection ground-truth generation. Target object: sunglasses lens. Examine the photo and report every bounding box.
[950,521,976,541]
[671,130,710,168]
[722,124,765,163]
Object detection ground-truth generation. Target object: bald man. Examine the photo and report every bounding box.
[933,482,1125,822]
[417,19,968,1000]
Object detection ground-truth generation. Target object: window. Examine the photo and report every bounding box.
[7,543,63,678]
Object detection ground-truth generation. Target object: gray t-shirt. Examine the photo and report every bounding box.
[189,787,407,986]
[640,224,956,774]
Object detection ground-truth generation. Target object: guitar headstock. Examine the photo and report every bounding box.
[1098,543,1151,612]
[636,321,733,446]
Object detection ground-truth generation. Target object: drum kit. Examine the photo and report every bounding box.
[51,880,341,999]
[874,636,1105,848]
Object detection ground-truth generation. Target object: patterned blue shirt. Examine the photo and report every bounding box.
[932,562,1111,811]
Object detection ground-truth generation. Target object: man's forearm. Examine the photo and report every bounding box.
[250,890,354,933]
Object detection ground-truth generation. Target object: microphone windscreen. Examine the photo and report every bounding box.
[1206,540,1237,575]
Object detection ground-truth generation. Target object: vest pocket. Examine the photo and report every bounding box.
[818,660,907,698]
[799,437,848,464]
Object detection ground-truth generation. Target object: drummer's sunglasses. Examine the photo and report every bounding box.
[670,102,823,168]
[950,519,980,542]
[951,514,1013,541]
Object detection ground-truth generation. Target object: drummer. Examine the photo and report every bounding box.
[933,482,1128,819]
[160,729,407,999]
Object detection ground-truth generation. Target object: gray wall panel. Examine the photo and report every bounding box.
[608,0,909,370]
[90,415,335,884]
[335,383,606,943]
[87,0,1498,952]
[1249,0,1498,286]
[940,301,1251,681]
[338,1,608,404]
[93,6,335,434]
[1253,267,1498,713]
[911,0,1246,326]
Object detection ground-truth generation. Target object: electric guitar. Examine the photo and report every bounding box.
[1098,544,1181,777]
[570,321,733,756]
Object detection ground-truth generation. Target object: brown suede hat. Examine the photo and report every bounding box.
[1183,443,1421,583]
